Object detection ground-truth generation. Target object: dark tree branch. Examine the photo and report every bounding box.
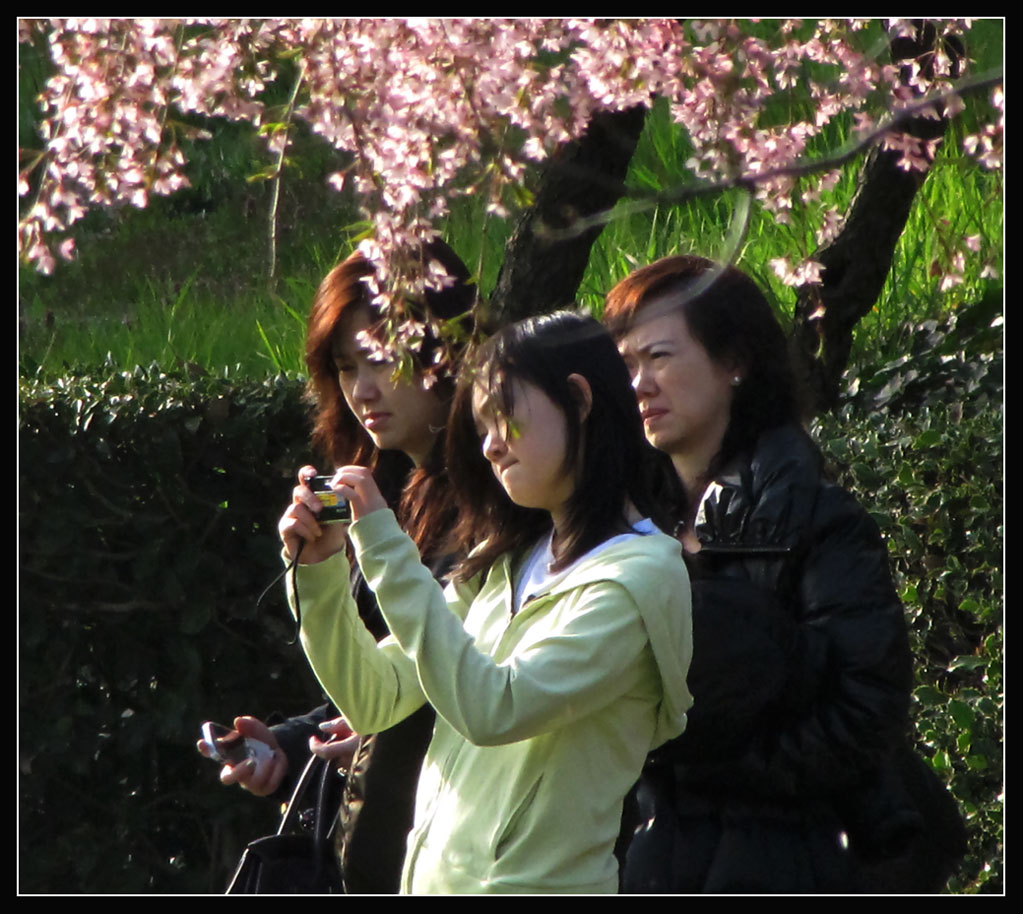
[534,68,1000,244]
[661,74,997,199]
[488,105,648,325]
[790,20,971,417]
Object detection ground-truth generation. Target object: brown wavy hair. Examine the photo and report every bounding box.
[304,240,476,561]
[603,255,803,508]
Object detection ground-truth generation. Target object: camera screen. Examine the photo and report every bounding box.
[311,476,351,523]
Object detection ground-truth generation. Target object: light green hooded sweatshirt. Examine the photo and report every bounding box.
[292,509,692,894]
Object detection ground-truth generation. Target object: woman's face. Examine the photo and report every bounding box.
[333,309,448,467]
[472,377,575,517]
[617,304,737,468]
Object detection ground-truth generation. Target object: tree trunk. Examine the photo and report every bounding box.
[790,21,964,418]
[489,105,648,326]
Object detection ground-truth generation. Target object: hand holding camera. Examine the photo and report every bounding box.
[278,466,351,564]
[279,465,390,564]
[325,465,390,520]
[197,717,288,797]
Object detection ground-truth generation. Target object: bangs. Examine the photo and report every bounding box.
[464,335,523,427]
[604,254,724,338]
[460,314,585,476]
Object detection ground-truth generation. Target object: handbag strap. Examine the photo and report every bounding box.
[277,751,342,872]
[225,755,343,895]
[277,754,332,835]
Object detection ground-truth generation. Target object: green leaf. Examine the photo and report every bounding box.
[246,166,280,183]
[914,685,946,707]
[948,654,987,673]
[948,699,974,731]
[852,462,882,485]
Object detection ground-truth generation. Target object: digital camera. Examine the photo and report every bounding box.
[311,475,352,523]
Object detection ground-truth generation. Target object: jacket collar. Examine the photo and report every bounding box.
[694,424,822,552]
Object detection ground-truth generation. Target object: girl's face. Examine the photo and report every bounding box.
[333,308,448,467]
[617,305,737,465]
[472,377,576,517]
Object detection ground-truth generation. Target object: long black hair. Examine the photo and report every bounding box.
[446,310,676,582]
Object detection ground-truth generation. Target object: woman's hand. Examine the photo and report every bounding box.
[330,466,388,521]
[196,716,289,798]
[308,716,360,774]
[278,465,349,564]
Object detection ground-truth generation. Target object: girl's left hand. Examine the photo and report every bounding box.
[330,466,388,521]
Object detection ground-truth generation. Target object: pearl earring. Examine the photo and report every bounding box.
[731,376,742,386]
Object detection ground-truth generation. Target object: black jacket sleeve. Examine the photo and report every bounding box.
[267,702,336,801]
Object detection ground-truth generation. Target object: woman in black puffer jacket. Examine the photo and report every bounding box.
[605,255,966,894]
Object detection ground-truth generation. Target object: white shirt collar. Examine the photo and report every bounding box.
[513,519,659,612]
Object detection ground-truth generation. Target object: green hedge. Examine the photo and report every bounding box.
[19,305,1002,892]
[19,366,329,893]
[812,299,1003,893]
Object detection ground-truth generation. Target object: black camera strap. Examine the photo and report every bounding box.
[255,538,307,644]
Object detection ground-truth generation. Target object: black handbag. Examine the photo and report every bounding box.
[226,753,345,894]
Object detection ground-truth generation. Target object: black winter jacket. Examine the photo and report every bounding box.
[622,425,965,894]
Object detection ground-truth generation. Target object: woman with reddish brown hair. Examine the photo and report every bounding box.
[605,254,965,894]
[199,238,476,894]
[297,240,476,564]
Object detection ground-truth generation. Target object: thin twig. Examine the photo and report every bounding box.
[267,60,306,290]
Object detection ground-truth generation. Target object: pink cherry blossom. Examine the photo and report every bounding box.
[18,17,1001,352]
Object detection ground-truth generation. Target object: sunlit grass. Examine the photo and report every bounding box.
[19,271,313,378]
[18,145,349,379]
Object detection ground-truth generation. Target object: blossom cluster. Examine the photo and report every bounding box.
[19,18,1000,309]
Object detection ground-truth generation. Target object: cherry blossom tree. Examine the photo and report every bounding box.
[18,18,1002,402]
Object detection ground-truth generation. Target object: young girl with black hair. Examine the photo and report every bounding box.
[289,311,693,894]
